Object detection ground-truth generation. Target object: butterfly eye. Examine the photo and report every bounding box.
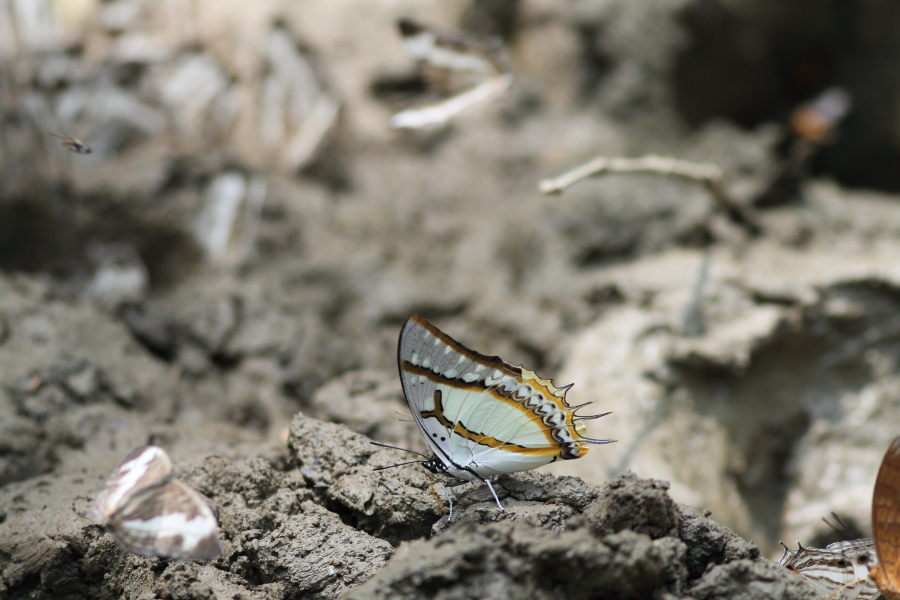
[856,554,869,564]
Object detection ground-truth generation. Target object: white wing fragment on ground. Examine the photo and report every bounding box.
[390,18,513,131]
[196,172,267,268]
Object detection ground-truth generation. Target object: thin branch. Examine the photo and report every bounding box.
[539,154,762,235]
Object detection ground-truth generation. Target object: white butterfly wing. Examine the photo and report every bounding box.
[782,539,881,600]
[95,445,173,519]
[398,316,609,479]
[110,478,221,560]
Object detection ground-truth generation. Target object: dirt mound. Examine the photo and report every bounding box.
[0,413,817,599]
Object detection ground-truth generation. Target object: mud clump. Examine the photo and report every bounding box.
[581,472,683,539]
[290,414,815,600]
[0,412,816,599]
[346,466,813,600]
[348,523,686,600]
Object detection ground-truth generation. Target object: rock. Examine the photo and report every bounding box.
[288,413,443,544]
[302,369,414,447]
[689,559,817,600]
[347,472,810,600]
[583,471,682,539]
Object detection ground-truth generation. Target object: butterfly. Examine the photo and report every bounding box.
[390,18,513,130]
[374,315,613,519]
[871,436,900,599]
[779,538,881,599]
[94,446,221,560]
[49,132,92,154]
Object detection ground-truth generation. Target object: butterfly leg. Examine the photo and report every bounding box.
[441,481,469,521]
[483,479,504,511]
[827,578,868,600]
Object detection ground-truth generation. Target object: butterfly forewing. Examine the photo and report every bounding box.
[95,446,173,519]
[398,316,610,479]
[872,436,900,599]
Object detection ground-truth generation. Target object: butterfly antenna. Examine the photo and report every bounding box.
[370,441,429,459]
[822,511,852,536]
[373,459,427,472]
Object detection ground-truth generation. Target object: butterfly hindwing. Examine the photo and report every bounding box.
[109,478,221,560]
[781,539,880,600]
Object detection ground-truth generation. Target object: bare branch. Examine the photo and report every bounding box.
[539,154,762,235]
[539,155,719,194]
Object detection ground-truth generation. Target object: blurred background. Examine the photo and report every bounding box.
[3,0,900,559]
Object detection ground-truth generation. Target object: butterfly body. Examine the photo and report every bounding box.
[395,315,613,515]
[95,446,221,560]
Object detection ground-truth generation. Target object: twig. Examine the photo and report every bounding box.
[682,249,711,338]
[539,154,762,235]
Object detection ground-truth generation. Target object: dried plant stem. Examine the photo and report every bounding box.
[539,154,761,235]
